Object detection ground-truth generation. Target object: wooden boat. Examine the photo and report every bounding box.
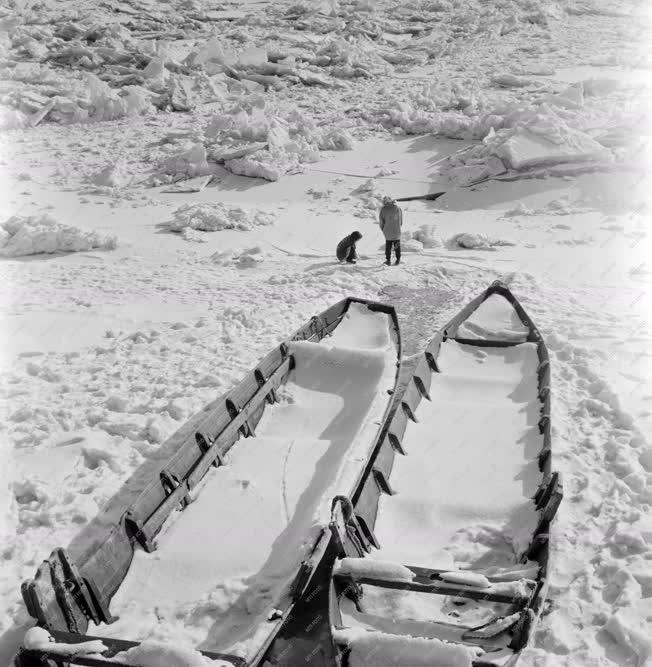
[16,297,401,667]
[326,281,562,666]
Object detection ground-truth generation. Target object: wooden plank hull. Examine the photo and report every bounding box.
[327,281,562,667]
[16,298,401,667]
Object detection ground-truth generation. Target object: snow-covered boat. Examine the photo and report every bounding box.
[15,298,401,667]
[325,281,562,667]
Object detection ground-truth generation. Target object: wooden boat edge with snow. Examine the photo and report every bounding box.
[15,297,402,667]
[323,281,562,667]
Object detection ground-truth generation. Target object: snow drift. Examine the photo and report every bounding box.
[0,215,117,256]
[169,203,276,234]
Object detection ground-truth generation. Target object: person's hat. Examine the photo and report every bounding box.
[382,195,394,204]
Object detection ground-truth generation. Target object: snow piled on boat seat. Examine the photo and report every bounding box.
[335,557,414,581]
[451,293,530,342]
[333,627,481,667]
[439,570,491,589]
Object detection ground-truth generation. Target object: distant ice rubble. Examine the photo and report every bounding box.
[435,80,633,185]
[147,99,356,184]
[0,10,387,131]
[91,161,133,189]
[204,99,355,181]
[2,0,637,192]
[0,0,570,135]
[397,224,444,253]
[0,22,239,128]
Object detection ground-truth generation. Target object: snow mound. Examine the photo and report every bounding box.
[23,628,106,656]
[179,228,207,243]
[0,215,117,256]
[169,203,276,233]
[225,151,300,182]
[114,640,228,667]
[161,144,211,179]
[448,157,506,186]
[412,224,442,248]
[235,247,266,268]
[167,73,226,112]
[443,100,614,179]
[352,179,383,218]
[335,558,414,581]
[319,128,356,151]
[603,606,652,666]
[334,627,481,666]
[205,100,352,181]
[91,161,131,188]
[86,74,154,122]
[0,105,28,130]
[401,239,424,253]
[503,198,579,217]
[448,233,515,250]
[185,37,236,72]
[493,123,610,170]
[439,571,491,588]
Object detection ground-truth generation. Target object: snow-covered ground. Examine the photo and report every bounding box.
[1,0,651,665]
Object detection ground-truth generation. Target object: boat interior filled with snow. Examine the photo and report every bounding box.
[326,282,562,667]
[15,298,401,667]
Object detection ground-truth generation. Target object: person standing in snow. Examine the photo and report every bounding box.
[336,230,363,264]
[379,196,402,265]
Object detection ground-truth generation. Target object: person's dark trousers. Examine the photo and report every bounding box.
[385,240,401,263]
[346,246,357,262]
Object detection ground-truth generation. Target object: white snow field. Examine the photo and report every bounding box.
[91,303,398,659]
[1,0,651,665]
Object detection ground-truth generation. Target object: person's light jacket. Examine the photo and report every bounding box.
[379,203,403,241]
